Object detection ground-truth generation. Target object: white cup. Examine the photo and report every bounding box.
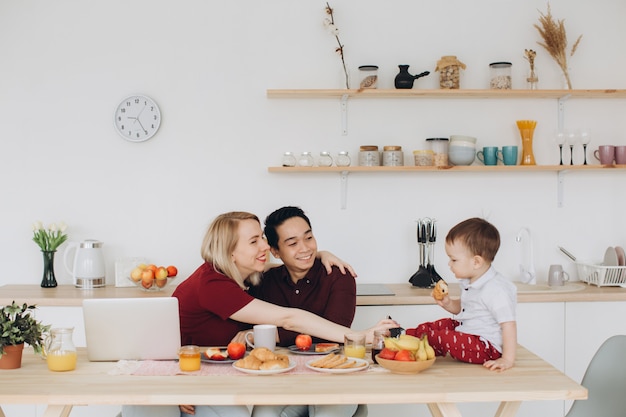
[245,324,277,351]
[548,264,570,286]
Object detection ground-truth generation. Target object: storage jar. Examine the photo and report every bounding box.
[435,56,466,89]
[489,62,512,89]
[358,65,378,90]
[426,138,449,166]
[281,152,296,167]
[382,146,404,166]
[336,151,351,167]
[358,146,380,166]
[298,151,314,167]
[413,149,434,166]
[318,151,333,167]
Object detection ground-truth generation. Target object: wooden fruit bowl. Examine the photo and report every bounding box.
[375,355,435,374]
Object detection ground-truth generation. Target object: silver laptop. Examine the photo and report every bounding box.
[82,297,181,361]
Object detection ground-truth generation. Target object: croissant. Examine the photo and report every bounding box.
[235,355,263,370]
[259,359,289,370]
[432,280,449,301]
[250,347,277,362]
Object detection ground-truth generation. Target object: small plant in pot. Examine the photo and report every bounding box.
[0,301,50,369]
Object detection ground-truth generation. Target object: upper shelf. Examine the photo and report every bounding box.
[266,89,626,99]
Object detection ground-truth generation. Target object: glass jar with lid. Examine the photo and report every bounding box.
[426,138,449,166]
[281,152,297,167]
[336,151,351,167]
[318,151,333,167]
[358,65,379,90]
[298,151,314,167]
[358,145,380,166]
[489,62,512,89]
[382,146,404,166]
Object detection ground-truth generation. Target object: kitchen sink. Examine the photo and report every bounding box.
[514,282,587,293]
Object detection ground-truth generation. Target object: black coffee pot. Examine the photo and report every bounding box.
[394,65,430,89]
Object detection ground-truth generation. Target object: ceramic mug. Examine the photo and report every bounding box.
[548,264,570,287]
[476,146,499,166]
[498,146,518,166]
[594,145,615,165]
[245,324,277,351]
[615,146,626,165]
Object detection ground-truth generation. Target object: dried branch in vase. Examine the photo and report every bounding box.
[533,4,582,89]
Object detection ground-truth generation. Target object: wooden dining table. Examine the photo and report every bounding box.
[0,345,586,417]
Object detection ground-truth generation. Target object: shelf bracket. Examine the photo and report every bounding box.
[340,170,349,209]
[557,170,565,207]
[557,94,570,132]
[340,94,349,136]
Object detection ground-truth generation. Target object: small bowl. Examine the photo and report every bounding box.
[449,148,476,166]
[450,135,477,143]
[375,355,436,374]
[128,275,177,291]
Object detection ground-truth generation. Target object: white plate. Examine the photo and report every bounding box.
[603,247,619,266]
[616,246,625,266]
[305,357,369,374]
[199,347,241,364]
[232,361,296,375]
[288,344,341,355]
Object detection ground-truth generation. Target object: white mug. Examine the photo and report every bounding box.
[548,264,570,286]
[245,324,277,351]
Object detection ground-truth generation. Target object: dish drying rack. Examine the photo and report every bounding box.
[576,262,626,286]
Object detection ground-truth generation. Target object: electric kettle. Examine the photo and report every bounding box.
[63,239,106,288]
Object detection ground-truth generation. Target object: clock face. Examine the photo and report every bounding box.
[114,95,161,142]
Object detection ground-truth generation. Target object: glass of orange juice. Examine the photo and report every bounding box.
[178,345,201,371]
[344,332,366,359]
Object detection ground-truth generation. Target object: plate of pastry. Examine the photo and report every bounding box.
[232,360,296,375]
[288,343,340,355]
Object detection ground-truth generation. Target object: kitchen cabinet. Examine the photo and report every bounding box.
[267,88,626,209]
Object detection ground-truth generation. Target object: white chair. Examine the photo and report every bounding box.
[565,334,626,417]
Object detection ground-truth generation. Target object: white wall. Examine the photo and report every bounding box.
[1,1,625,297]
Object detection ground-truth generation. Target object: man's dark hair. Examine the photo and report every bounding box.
[264,206,312,249]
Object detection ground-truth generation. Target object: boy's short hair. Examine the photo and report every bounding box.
[264,206,312,249]
[445,217,500,263]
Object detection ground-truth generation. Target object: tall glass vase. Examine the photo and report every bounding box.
[517,120,537,165]
[41,250,58,288]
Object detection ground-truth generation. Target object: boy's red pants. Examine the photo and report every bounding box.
[405,318,501,364]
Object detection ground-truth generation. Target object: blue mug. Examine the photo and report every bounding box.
[498,146,518,166]
[477,147,498,166]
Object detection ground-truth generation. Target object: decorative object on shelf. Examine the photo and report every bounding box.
[524,49,539,90]
[394,65,430,89]
[435,56,466,89]
[32,221,68,288]
[336,151,351,167]
[0,301,50,369]
[114,95,161,142]
[554,131,566,165]
[323,3,350,89]
[566,130,577,165]
[298,151,315,167]
[534,4,582,90]
[489,62,512,89]
[318,151,334,167]
[516,120,538,165]
[357,65,378,91]
[281,152,297,167]
[579,128,591,165]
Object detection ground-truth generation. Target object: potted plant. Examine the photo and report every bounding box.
[0,301,50,369]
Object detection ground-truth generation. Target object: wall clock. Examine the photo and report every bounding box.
[114,95,161,142]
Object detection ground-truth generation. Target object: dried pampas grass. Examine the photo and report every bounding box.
[534,3,582,89]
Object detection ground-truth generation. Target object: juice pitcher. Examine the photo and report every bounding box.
[43,327,77,372]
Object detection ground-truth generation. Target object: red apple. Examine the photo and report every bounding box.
[295,334,313,351]
[227,342,246,360]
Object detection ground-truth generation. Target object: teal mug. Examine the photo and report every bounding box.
[476,147,498,166]
[498,146,518,166]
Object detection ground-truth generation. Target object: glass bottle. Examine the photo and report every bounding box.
[281,152,296,167]
[44,327,77,372]
[318,151,333,167]
[298,151,314,167]
[371,330,389,364]
[527,67,539,90]
[336,151,351,167]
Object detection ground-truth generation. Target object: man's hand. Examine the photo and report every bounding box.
[180,405,195,415]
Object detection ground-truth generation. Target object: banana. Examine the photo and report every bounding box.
[416,339,428,361]
[395,334,421,351]
[383,337,400,350]
[422,335,435,360]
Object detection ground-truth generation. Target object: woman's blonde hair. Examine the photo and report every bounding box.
[200,211,263,288]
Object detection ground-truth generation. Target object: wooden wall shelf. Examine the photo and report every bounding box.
[266,89,626,99]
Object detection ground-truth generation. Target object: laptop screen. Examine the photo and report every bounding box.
[82,297,181,361]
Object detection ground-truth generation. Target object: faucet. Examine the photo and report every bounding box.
[516,227,537,284]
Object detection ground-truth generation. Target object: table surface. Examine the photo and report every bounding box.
[0,346,585,410]
[1,282,625,307]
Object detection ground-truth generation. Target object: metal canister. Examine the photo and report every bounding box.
[382,146,404,166]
